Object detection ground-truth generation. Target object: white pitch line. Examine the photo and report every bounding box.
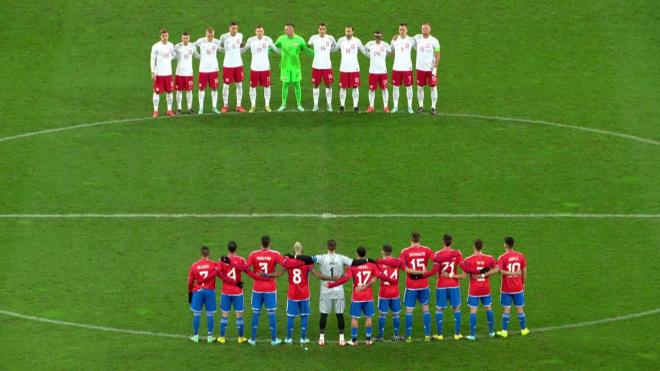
[1,308,658,342]
[0,213,658,219]
[0,112,657,146]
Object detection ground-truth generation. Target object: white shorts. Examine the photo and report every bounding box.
[319,296,345,314]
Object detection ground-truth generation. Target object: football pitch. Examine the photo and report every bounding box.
[1,0,659,369]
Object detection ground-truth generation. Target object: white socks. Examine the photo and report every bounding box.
[222,84,230,107]
[152,93,159,112]
[264,87,271,107]
[339,88,347,107]
[431,86,438,109]
[176,91,183,110]
[249,87,257,107]
[211,90,218,109]
[417,87,425,108]
[186,91,193,110]
[392,87,399,109]
[165,93,173,111]
[236,84,243,107]
[382,89,389,107]
[199,90,206,110]
[352,89,359,108]
[313,87,320,108]
[325,87,332,107]
[406,86,413,109]
[368,90,375,107]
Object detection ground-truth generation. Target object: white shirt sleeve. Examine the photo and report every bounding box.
[341,255,353,266]
[150,44,157,73]
[268,37,280,54]
[307,35,315,45]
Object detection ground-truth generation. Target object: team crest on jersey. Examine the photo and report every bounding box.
[351,44,355,49]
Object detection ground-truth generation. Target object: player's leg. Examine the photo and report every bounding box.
[514,292,528,334]
[197,74,206,114]
[430,72,438,114]
[351,74,360,111]
[368,89,376,112]
[349,302,360,345]
[152,92,161,116]
[312,83,320,111]
[203,290,216,343]
[175,77,183,113]
[483,295,495,337]
[300,300,310,342]
[249,71,258,112]
[294,81,303,111]
[497,293,513,337]
[250,292,264,344]
[222,84,230,111]
[391,71,400,112]
[210,72,220,114]
[335,298,347,345]
[434,288,447,339]
[235,68,245,111]
[416,71,426,112]
[391,298,402,340]
[186,77,194,113]
[381,76,390,112]
[285,299,296,342]
[325,75,333,111]
[235,295,246,342]
[266,292,280,344]
[403,289,415,340]
[339,73,347,111]
[190,290,204,342]
[364,301,375,344]
[405,74,414,113]
[451,288,462,338]
[219,294,230,341]
[420,288,432,340]
[377,298,387,340]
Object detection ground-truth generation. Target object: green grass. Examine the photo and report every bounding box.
[1,0,659,370]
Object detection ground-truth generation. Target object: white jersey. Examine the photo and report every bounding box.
[194,37,222,73]
[337,36,365,73]
[308,34,337,69]
[314,253,353,299]
[174,43,198,76]
[220,32,244,68]
[150,41,175,76]
[391,35,416,71]
[364,41,391,74]
[414,34,440,71]
[245,36,275,71]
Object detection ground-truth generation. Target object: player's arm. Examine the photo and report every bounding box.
[269,39,281,55]
[187,267,194,303]
[302,38,314,56]
[267,268,285,278]
[282,256,306,268]
[311,268,334,281]
[326,269,351,288]
[357,40,367,56]
[419,263,439,278]
[376,258,403,268]
[522,267,527,284]
[240,40,249,54]
[433,41,441,75]
[150,46,157,80]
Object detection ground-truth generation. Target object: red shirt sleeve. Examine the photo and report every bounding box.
[377,258,402,268]
[422,262,440,278]
[282,257,306,268]
[187,265,194,293]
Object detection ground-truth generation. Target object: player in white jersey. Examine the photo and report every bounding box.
[390,24,416,113]
[336,26,366,113]
[219,22,246,113]
[414,23,441,115]
[308,23,338,112]
[364,31,392,113]
[173,32,199,115]
[312,240,353,346]
[242,25,279,113]
[150,29,176,118]
[194,27,223,114]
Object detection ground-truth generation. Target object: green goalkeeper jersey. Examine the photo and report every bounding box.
[274,34,313,72]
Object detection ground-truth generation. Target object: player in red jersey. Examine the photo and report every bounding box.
[422,234,466,340]
[374,244,403,341]
[496,236,529,337]
[229,235,285,345]
[460,239,498,340]
[187,246,238,343]
[392,232,435,342]
[328,246,396,346]
[279,242,334,344]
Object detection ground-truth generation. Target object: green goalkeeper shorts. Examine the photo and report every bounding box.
[280,69,302,83]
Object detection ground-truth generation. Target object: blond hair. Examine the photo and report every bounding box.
[293,242,303,256]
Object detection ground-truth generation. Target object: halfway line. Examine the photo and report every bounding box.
[0,213,658,219]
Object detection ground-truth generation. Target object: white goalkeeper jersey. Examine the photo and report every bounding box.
[150,41,175,76]
[364,41,391,74]
[308,34,337,69]
[391,35,416,71]
[337,36,365,73]
[314,253,353,299]
[194,37,222,73]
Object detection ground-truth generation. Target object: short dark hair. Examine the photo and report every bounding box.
[411,232,421,243]
[356,246,367,258]
[228,241,237,253]
[206,27,214,33]
[474,239,483,251]
[261,235,271,248]
[345,25,353,31]
[285,23,295,28]
[382,244,392,254]
[318,22,326,27]
[200,246,210,257]
[182,31,189,36]
[399,23,408,27]
[504,236,515,248]
[327,239,336,248]
[229,21,238,26]
[255,24,263,29]
[160,29,168,34]
[374,30,382,35]
[443,234,453,246]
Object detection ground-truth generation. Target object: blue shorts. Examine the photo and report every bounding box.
[220,294,244,313]
[436,287,461,308]
[467,295,492,308]
[500,292,525,308]
[350,301,375,318]
[404,288,431,308]
[378,297,402,314]
[251,291,277,312]
[191,289,217,315]
[286,299,310,317]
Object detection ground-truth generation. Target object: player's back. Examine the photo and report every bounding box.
[498,250,527,293]
[247,248,282,292]
[400,244,433,289]
[378,256,400,299]
[189,258,217,291]
[350,263,380,301]
[286,263,312,300]
[316,252,352,298]
[219,255,245,295]
[464,253,496,296]
[434,247,464,288]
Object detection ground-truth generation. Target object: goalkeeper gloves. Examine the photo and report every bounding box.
[237,282,244,289]
[188,293,192,304]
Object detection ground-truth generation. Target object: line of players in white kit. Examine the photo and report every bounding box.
[150,22,441,117]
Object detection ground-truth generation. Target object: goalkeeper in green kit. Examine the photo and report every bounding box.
[274,24,314,111]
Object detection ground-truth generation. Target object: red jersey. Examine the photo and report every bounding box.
[282,258,312,300]
[377,257,401,299]
[433,247,464,288]
[331,262,385,302]
[399,245,434,289]
[461,253,496,296]
[498,250,527,293]
[217,255,245,295]
[246,248,284,292]
[188,258,217,292]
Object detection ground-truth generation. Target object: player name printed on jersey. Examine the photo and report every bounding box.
[188,259,216,291]
[247,249,283,292]
[391,36,415,71]
[337,37,364,72]
[195,38,222,72]
[498,251,527,293]
[400,245,434,289]
[309,34,336,69]
[221,32,243,68]
[414,34,440,71]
